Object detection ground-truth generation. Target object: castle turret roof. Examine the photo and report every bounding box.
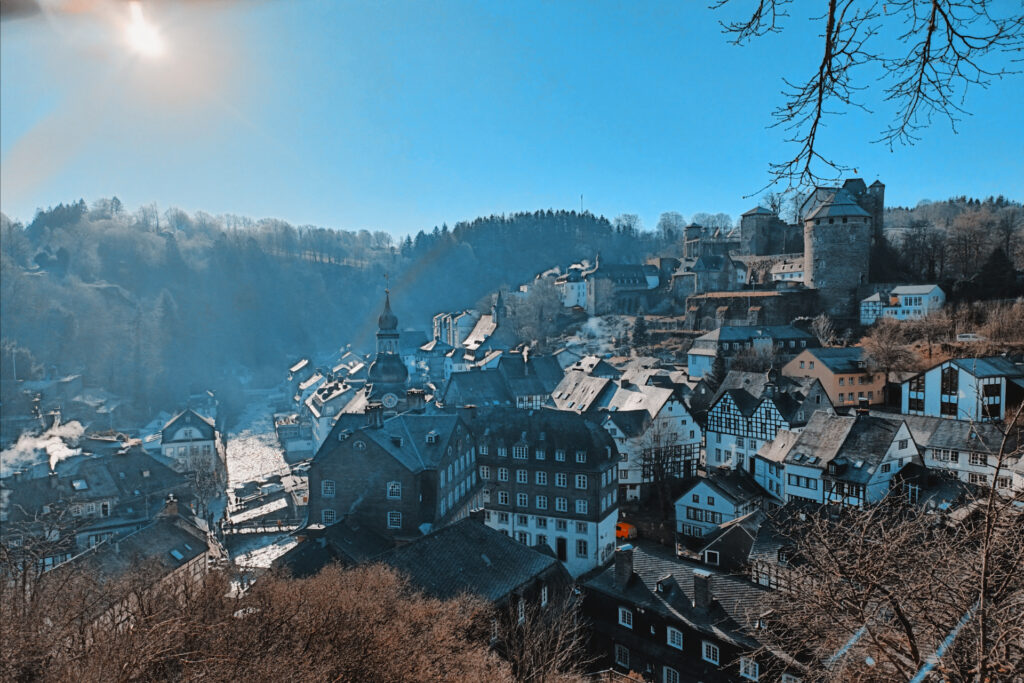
[804,188,871,221]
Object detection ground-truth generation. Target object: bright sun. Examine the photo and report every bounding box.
[125,1,165,59]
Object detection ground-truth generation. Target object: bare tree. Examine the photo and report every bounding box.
[811,313,837,347]
[498,593,591,682]
[639,416,695,517]
[862,318,917,404]
[750,403,1024,682]
[711,1,1024,189]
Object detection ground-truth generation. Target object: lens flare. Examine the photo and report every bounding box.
[125,1,164,59]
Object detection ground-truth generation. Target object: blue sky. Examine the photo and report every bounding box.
[2,1,1021,236]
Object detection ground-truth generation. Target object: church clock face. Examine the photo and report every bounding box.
[382,392,399,409]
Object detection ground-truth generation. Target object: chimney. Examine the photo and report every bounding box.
[160,493,179,517]
[365,402,384,429]
[857,396,870,414]
[49,471,58,489]
[615,544,634,587]
[693,568,713,609]
[407,388,425,413]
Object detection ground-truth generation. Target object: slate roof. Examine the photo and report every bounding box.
[603,409,652,438]
[74,514,208,577]
[550,371,614,413]
[440,369,514,407]
[782,412,907,483]
[685,468,766,507]
[755,428,800,464]
[803,187,871,221]
[800,347,870,374]
[0,449,188,525]
[742,206,775,216]
[890,284,942,296]
[694,325,815,344]
[604,382,675,418]
[497,353,564,397]
[950,356,1024,379]
[276,521,394,577]
[357,413,463,474]
[162,408,216,434]
[567,355,622,378]
[465,407,616,465]
[712,370,822,424]
[375,518,567,603]
[875,411,1009,456]
[585,541,768,649]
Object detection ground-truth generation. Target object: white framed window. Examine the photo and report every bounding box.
[541,584,549,607]
[535,449,545,460]
[617,607,633,628]
[322,509,336,525]
[480,465,490,479]
[575,450,587,463]
[440,469,446,487]
[517,469,528,484]
[614,644,629,668]
[387,511,402,528]
[555,449,566,462]
[969,453,986,466]
[536,495,548,509]
[704,550,719,566]
[321,479,336,497]
[536,471,548,486]
[663,667,680,683]
[386,481,401,499]
[667,626,683,650]
[498,491,510,505]
[498,446,507,458]
[517,598,526,624]
[576,521,587,533]
[575,474,588,489]
[576,539,588,558]
[575,499,588,515]
[702,640,720,664]
[517,492,528,507]
[498,467,509,482]
[513,445,528,459]
[739,657,759,680]
[555,473,568,488]
[478,443,488,455]
[555,497,568,512]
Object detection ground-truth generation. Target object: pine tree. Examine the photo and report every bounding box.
[631,315,649,348]
[705,348,726,394]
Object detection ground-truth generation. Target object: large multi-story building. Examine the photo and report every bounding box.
[467,408,619,577]
[781,347,886,408]
[307,406,482,541]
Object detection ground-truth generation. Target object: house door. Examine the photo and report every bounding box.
[556,537,567,562]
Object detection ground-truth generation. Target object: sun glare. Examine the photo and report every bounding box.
[125,1,165,59]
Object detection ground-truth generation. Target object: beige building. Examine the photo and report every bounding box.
[782,347,886,408]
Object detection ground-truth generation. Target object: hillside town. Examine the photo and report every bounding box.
[3,178,1023,682]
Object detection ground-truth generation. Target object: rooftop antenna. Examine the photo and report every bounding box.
[580,194,583,213]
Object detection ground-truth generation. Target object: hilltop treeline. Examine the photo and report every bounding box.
[0,200,661,421]
[884,195,1023,298]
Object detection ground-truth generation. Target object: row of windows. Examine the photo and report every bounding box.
[480,444,589,463]
[787,474,818,490]
[482,467,593,489]
[493,491,589,514]
[612,641,769,681]
[487,510,585,534]
[837,391,873,403]
[323,510,403,528]
[685,507,722,524]
[506,530,589,557]
[440,450,476,488]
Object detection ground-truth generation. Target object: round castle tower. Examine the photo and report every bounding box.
[803,188,872,319]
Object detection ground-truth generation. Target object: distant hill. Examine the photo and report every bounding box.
[0,200,664,419]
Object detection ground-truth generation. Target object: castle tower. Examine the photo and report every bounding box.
[803,188,872,320]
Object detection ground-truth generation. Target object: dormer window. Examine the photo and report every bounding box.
[425,431,438,445]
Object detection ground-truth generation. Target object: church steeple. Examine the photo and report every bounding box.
[368,288,407,387]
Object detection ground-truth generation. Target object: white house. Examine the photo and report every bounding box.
[160,408,222,474]
[704,369,833,474]
[553,268,587,308]
[600,382,702,502]
[897,413,1020,494]
[770,259,804,283]
[860,284,945,325]
[778,411,920,506]
[901,357,1024,423]
[674,469,764,538]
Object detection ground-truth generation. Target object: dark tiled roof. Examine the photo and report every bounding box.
[804,188,871,220]
[465,407,616,466]
[359,414,463,474]
[603,410,651,438]
[375,518,566,603]
[685,468,766,506]
[441,369,514,407]
[586,542,767,647]
[72,514,208,577]
[713,371,821,423]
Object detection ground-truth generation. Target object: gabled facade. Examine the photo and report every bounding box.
[675,470,764,538]
[779,412,920,506]
[901,356,1024,422]
[307,408,481,541]
[160,408,222,474]
[782,347,886,408]
[704,369,833,473]
[687,325,819,379]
